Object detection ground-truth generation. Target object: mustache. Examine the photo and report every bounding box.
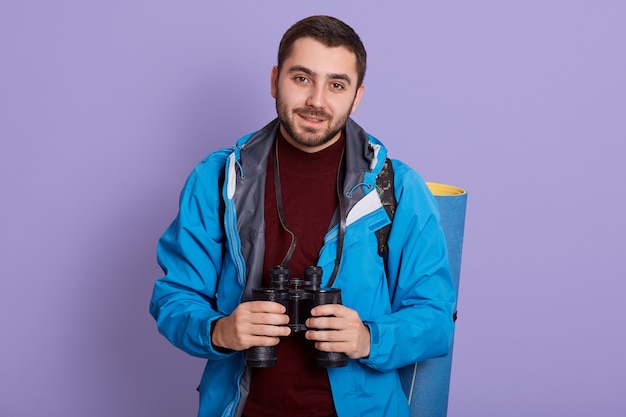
[294,108,332,119]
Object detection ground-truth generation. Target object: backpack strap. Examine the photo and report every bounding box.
[375,158,397,267]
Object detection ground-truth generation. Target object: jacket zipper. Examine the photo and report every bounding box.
[221,158,247,416]
[223,159,247,289]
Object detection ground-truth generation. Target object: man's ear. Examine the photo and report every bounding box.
[270,66,279,98]
[350,84,365,114]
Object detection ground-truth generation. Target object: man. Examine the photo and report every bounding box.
[150,15,456,417]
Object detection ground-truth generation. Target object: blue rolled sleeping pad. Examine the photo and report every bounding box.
[398,182,467,417]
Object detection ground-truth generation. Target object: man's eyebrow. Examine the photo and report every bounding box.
[328,73,352,85]
[288,65,316,77]
[287,65,353,86]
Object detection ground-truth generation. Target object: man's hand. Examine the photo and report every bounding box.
[211,301,291,351]
[305,304,370,359]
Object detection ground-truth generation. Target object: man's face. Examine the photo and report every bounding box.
[271,37,365,153]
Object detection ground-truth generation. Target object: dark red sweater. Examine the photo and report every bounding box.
[242,131,344,417]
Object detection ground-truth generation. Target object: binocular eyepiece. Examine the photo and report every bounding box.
[244,265,348,368]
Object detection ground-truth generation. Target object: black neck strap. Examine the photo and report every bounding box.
[273,139,297,267]
[272,138,346,287]
[327,151,346,288]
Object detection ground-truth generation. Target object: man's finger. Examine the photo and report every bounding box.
[245,300,287,314]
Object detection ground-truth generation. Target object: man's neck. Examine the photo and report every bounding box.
[279,125,342,154]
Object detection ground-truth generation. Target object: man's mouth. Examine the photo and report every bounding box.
[300,114,324,123]
[296,111,330,125]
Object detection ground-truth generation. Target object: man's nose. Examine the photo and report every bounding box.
[305,84,326,108]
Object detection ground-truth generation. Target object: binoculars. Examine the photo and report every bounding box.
[244,265,348,368]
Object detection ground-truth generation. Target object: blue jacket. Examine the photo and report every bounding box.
[150,118,456,417]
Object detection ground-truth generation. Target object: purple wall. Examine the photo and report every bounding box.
[1,1,625,416]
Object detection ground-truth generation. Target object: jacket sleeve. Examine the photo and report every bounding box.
[149,153,234,359]
[359,160,457,372]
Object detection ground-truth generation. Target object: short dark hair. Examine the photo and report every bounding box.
[277,15,367,88]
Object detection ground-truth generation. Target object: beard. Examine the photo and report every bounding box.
[275,87,353,149]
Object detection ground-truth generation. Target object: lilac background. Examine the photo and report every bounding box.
[1,1,625,416]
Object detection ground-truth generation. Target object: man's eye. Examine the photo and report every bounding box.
[295,76,309,83]
[331,83,344,90]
